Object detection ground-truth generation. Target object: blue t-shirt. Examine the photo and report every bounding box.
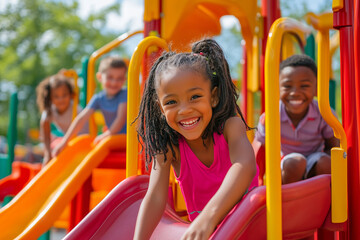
[87,89,127,134]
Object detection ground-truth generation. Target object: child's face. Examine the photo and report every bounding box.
[51,84,72,114]
[99,67,127,97]
[157,68,218,141]
[279,66,317,120]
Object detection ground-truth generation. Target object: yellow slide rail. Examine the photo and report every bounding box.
[62,69,79,121]
[265,17,311,240]
[126,36,169,177]
[307,12,348,223]
[86,30,143,135]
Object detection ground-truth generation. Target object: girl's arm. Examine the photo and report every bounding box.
[324,136,340,155]
[181,117,256,240]
[52,107,94,157]
[40,112,52,165]
[93,102,126,144]
[134,152,172,240]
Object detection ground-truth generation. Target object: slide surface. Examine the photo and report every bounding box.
[65,174,332,240]
[0,134,126,240]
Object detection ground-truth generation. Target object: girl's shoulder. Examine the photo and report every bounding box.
[154,143,180,168]
[40,110,51,122]
[223,116,247,142]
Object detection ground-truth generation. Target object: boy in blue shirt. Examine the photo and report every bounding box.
[53,56,127,156]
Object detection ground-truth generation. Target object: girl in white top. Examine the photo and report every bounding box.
[36,72,85,165]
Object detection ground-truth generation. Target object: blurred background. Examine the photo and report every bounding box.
[0,0,337,145]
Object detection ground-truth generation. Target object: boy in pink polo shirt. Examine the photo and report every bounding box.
[254,54,339,184]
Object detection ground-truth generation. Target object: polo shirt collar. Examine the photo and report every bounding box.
[280,100,317,123]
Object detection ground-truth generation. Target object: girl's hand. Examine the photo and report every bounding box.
[181,215,216,240]
[93,131,111,145]
[42,153,51,165]
[52,142,66,157]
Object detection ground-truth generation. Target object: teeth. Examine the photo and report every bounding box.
[289,100,302,105]
[180,118,199,126]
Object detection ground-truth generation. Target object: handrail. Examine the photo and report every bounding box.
[265,17,311,240]
[86,30,143,135]
[62,69,79,121]
[305,12,333,31]
[126,36,169,178]
[310,17,348,223]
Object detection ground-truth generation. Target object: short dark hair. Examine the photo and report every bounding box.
[98,56,128,73]
[280,54,317,77]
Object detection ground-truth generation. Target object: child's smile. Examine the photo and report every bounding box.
[280,66,317,126]
[99,67,127,97]
[179,117,200,129]
[51,84,72,114]
[157,68,218,141]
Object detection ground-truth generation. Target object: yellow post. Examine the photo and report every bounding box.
[126,36,169,178]
[62,69,79,121]
[281,33,298,60]
[87,30,143,136]
[306,12,348,223]
[265,18,311,240]
[317,29,348,223]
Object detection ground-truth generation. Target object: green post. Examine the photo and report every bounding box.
[329,79,336,110]
[304,34,315,61]
[0,154,8,179]
[38,230,50,240]
[80,57,89,108]
[3,92,18,178]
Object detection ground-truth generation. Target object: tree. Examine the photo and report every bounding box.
[0,0,126,143]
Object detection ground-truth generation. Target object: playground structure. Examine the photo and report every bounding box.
[0,0,359,239]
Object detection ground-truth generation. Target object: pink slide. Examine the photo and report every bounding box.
[65,174,340,239]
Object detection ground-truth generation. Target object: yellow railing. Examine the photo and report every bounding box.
[126,36,169,178]
[86,30,143,135]
[62,69,79,121]
[307,12,348,223]
[265,17,311,240]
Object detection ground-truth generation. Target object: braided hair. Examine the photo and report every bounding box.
[136,39,250,169]
[36,73,74,115]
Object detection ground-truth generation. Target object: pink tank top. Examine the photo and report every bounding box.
[175,133,232,221]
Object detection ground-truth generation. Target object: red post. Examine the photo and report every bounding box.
[69,175,92,230]
[333,0,360,239]
[260,0,281,113]
[352,0,360,238]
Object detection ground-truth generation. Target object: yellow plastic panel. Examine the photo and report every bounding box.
[332,0,344,11]
[331,148,348,222]
[305,12,333,31]
[144,0,160,21]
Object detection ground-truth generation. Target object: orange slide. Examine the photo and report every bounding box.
[0,134,126,240]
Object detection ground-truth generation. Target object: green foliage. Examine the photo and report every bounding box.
[0,0,126,143]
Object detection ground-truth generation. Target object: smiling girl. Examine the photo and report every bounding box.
[134,39,256,240]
